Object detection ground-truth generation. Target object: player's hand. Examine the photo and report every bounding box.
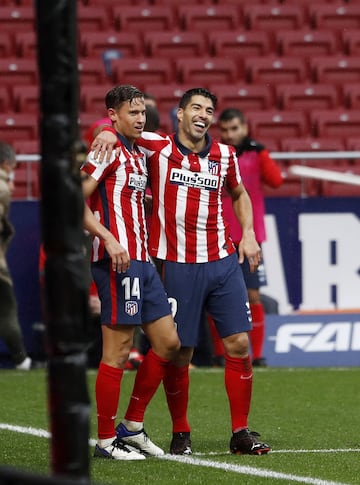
[238,234,262,273]
[91,130,118,162]
[103,234,130,273]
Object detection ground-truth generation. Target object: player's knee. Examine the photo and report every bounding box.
[223,332,249,357]
[156,334,181,360]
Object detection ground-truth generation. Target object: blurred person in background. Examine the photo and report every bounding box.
[217,108,283,367]
[0,141,32,370]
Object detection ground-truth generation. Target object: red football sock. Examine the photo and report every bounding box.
[96,361,123,440]
[125,348,169,423]
[224,354,252,432]
[208,315,225,357]
[249,303,265,360]
[163,364,191,433]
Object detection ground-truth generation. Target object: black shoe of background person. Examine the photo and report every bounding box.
[252,357,267,367]
[170,432,192,455]
[230,429,271,455]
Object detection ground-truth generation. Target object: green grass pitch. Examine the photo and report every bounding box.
[0,366,359,484]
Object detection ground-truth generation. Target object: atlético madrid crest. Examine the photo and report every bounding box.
[208,160,219,175]
[125,301,139,316]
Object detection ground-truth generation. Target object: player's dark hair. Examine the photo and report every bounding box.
[179,88,217,110]
[218,108,246,124]
[144,92,156,105]
[105,85,144,110]
[144,105,160,132]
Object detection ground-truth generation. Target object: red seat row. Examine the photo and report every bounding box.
[0,3,360,34]
[3,54,360,91]
[4,28,360,59]
[4,80,360,124]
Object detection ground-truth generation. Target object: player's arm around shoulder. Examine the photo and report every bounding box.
[91,126,118,162]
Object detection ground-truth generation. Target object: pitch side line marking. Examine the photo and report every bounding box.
[0,424,355,485]
[161,454,352,485]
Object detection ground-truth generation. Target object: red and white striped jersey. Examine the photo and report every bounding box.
[81,136,149,262]
[138,131,242,263]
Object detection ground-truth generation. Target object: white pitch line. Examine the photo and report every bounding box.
[161,454,352,485]
[0,423,50,439]
[0,423,97,446]
[0,424,354,485]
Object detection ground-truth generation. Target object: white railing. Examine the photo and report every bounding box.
[14,151,360,200]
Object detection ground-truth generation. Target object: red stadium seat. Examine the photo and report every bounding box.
[215,0,258,4]
[85,0,147,6]
[0,32,13,57]
[13,31,37,57]
[12,163,40,200]
[111,58,173,90]
[113,6,175,33]
[320,165,360,197]
[256,138,281,153]
[13,139,40,155]
[278,0,336,4]
[209,83,274,112]
[276,30,339,58]
[77,5,112,31]
[0,6,34,32]
[153,0,207,4]
[244,4,306,31]
[86,0,147,3]
[281,137,345,153]
[311,56,360,84]
[13,0,42,4]
[178,5,242,32]
[310,4,360,31]
[281,137,348,166]
[80,84,113,114]
[78,112,100,139]
[0,58,38,87]
[276,83,340,111]
[144,31,207,58]
[12,85,39,113]
[144,84,194,114]
[311,109,360,139]
[80,31,143,58]
[0,113,38,142]
[78,58,108,85]
[345,137,360,151]
[157,109,175,134]
[176,57,238,87]
[262,175,318,198]
[343,83,360,109]
[209,30,272,59]
[245,56,308,84]
[342,30,360,56]
[0,86,11,113]
[246,110,308,140]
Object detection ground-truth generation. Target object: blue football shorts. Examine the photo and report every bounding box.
[161,252,252,347]
[92,259,171,326]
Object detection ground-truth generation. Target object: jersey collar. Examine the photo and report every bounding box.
[174,132,212,158]
[116,131,140,154]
